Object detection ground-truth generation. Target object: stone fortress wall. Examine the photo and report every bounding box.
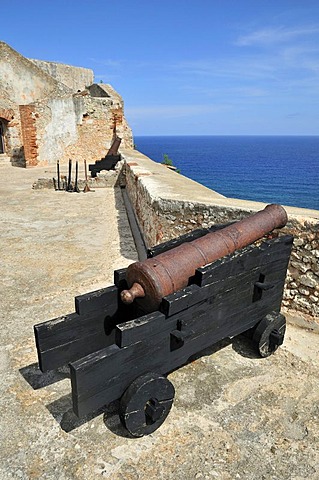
[121,149,319,330]
[29,59,94,92]
[0,42,133,167]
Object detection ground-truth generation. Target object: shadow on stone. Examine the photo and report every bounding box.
[114,186,141,261]
[46,395,132,436]
[19,363,69,390]
[189,337,232,363]
[46,394,105,433]
[189,334,260,363]
[103,399,135,439]
[232,334,261,359]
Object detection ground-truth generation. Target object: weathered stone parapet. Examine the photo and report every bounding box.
[29,59,94,92]
[0,42,71,106]
[282,217,319,319]
[122,149,319,328]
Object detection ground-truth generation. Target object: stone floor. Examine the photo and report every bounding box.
[0,163,318,479]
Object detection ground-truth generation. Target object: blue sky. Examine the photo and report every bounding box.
[2,0,319,135]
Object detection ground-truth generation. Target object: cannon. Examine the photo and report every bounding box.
[121,204,288,312]
[34,205,292,437]
[89,136,122,177]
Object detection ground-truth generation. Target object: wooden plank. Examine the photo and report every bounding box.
[70,337,171,417]
[162,253,289,318]
[115,311,166,347]
[177,284,283,337]
[70,282,284,418]
[164,306,274,375]
[34,310,117,372]
[198,257,288,303]
[194,239,286,288]
[113,268,128,289]
[161,284,208,317]
[197,236,291,279]
[194,235,292,287]
[199,235,292,287]
[75,285,118,315]
[160,285,285,375]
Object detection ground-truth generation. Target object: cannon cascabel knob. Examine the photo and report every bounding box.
[121,282,145,304]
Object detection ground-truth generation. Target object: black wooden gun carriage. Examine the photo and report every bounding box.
[89,136,121,177]
[34,207,292,437]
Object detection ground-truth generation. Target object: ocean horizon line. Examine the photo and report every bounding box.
[135,134,319,138]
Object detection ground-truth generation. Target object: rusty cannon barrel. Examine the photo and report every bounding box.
[107,136,122,156]
[121,204,288,313]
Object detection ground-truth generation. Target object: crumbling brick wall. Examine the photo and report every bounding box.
[19,105,38,166]
[18,93,133,166]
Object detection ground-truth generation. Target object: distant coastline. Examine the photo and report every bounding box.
[135,135,319,211]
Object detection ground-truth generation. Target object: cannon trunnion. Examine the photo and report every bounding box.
[34,232,293,437]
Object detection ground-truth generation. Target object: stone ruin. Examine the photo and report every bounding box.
[0,42,133,168]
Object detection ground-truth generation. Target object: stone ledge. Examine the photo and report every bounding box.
[122,149,226,204]
[122,149,319,218]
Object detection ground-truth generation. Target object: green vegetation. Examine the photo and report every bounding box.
[161,154,180,173]
[162,153,173,166]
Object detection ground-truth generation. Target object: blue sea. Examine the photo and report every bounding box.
[134,136,319,211]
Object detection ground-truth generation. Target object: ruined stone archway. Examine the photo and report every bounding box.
[0,119,6,153]
[0,108,15,156]
[0,108,26,166]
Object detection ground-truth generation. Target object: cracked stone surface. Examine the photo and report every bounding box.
[0,164,318,479]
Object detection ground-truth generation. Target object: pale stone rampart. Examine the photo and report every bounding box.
[0,42,133,166]
[122,149,319,329]
[29,59,94,92]
[0,42,71,105]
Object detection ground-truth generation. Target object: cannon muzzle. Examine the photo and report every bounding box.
[121,204,288,313]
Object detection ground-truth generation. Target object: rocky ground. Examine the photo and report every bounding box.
[0,163,318,479]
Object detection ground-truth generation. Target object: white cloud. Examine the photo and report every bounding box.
[172,58,277,81]
[181,85,269,98]
[235,25,319,47]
